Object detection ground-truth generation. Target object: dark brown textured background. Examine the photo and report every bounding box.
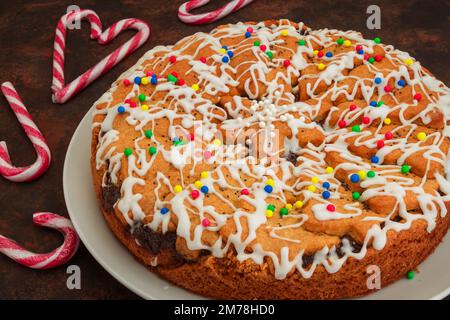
[0,0,448,299]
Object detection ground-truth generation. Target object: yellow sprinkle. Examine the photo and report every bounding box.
[384,118,391,125]
[220,48,227,54]
[311,176,319,184]
[194,180,202,189]
[281,29,289,36]
[286,203,293,210]
[344,40,351,47]
[313,50,319,56]
[141,104,149,111]
[325,166,334,174]
[417,132,427,141]
[201,171,209,179]
[266,210,274,218]
[192,84,199,91]
[141,77,149,85]
[308,185,316,192]
[294,200,304,209]
[174,185,183,193]
[213,138,222,146]
[404,58,414,66]
[357,170,367,179]
[266,179,275,187]
[317,63,326,71]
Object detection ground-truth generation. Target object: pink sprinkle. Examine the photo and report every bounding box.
[326,204,335,212]
[385,131,393,140]
[202,218,211,227]
[191,190,200,199]
[338,120,346,128]
[204,151,212,160]
[241,188,250,196]
[364,53,370,61]
[247,27,253,33]
[188,133,195,141]
[349,104,357,111]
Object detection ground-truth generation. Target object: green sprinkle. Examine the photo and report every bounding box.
[352,125,361,133]
[401,164,410,174]
[145,130,153,139]
[298,39,306,46]
[138,94,146,102]
[167,74,178,83]
[352,192,361,200]
[368,57,375,64]
[124,148,133,157]
[367,170,376,178]
[337,38,344,45]
[266,51,273,59]
[253,40,260,46]
[374,37,381,44]
[406,270,415,280]
[267,204,275,212]
[280,207,289,216]
[377,101,384,107]
[149,146,157,155]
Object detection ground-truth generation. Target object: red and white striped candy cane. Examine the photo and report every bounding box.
[178,0,256,25]
[52,9,150,104]
[0,82,51,182]
[0,212,80,269]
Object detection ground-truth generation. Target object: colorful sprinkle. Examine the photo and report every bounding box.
[362,116,371,125]
[373,37,381,44]
[350,104,357,111]
[149,146,157,155]
[352,192,361,200]
[227,50,234,58]
[338,120,347,128]
[294,200,303,209]
[254,40,261,46]
[371,155,379,164]
[160,207,169,214]
[245,31,251,38]
[199,56,207,64]
[377,140,385,149]
[141,104,149,111]
[370,100,378,107]
[174,185,182,193]
[343,40,351,47]
[168,74,177,83]
[134,76,141,85]
[222,56,229,63]
[322,182,330,189]
[266,210,274,218]
[352,125,361,132]
[260,44,267,51]
[123,79,131,86]
[145,130,153,138]
[307,185,316,192]
[325,167,334,174]
[384,85,392,92]
[266,179,275,187]
[169,56,176,64]
[375,54,383,62]
[191,190,200,199]
[404,58,414,66]
[350,174,360,183]
[286,203,293,210]
[201,171,209,179]
[337,38,344,45]
[202,218,211,227]
[317,63,326,71]
[138,94,146,102]
[264,185,273,193]
[280,207,289,216]
[325,51,333,58]
[141,77,149,85]
[417,132,427,141]
[281,29,289,36]
[204,151,212,160]
[283,59,291,67]
[192,84,199,91]
[406,270,415,280]
[413,93,422,101]
[267,204,275,212]
[241,188,250,196]
[385,131,393,140]
[401,165,410,174]
[151,75,158,85]
[358,171,367,179]
[326,204,336,212]
[367,170,376,178]
[384,118,391,125]
[213,138,222,146]
[397,79,406,87]
[200,186,209,194]
[311,176,319,184]
[298,39,306,46]
[374,77,382,84]
[194,180,203,189]
[117,106,126,114]
[266,51,273,59]
[124,148,133,157]
[322,190,331,199]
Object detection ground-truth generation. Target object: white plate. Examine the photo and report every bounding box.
[64,105,450,300]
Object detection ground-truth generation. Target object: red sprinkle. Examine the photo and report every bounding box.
[171,71,178,77]
[241,188,250,196]
[188,133,195,141]
[146,71,153,77]
[349,104,357,111]
[385,131,393,140]
[123,79,131,86]
[326,204,335,212]
[375,54,383,62]
[202,218,211,227]
[191,190,200,200]
[362,116,371,124]
[364,53,370,61]
[377,140,385,149]
[199,57,207,63]
[260,44,267,51]
[414,93,422,101]
[338,120,347,128]
[169,56,177,64]
[283,59,291,67]
[247,27,253,33]
[177,79,185,86]
[356,44,363,51]
[384,85,392,92]
[318,51,324,58]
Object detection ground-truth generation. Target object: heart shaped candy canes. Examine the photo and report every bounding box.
[52,9,150,104]
[0,82,51,182]
[178,0,256,25]
[0,212,80,269]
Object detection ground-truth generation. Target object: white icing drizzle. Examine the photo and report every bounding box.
[92,19,450,280]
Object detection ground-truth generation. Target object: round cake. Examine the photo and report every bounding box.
[91,19,450,299]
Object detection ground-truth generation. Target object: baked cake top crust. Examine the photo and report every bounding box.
[92,19,450,279]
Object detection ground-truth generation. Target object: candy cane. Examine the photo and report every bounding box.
[0,213,80,269]
[52,9,151,104]
[0,82,51,182]
[178,0,256,25]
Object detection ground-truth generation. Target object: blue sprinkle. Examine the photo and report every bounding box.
[245,31,251,38]
[201,186,209,194]
[160,207,169,214]
[370,100,378,107]
[371,155,379,164]
[322,190,331,199]
[227,50,234,58]
[264,185,273,193]
[222,56,229,63]
[134,76,141,85]
[151,76,158,85]
[350,174,360,183]
[117,106,126,114]
[322,182,330,189]
[222,45,228,50]
[374,77,382,84]
[325,51,333,58]
[397,79,406,87]
[173,137,179,142]
[357,49,364,55]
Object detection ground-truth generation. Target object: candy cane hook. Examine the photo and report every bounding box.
[0,82,51,182]
[178,0,256,25]
[0,212,80,269]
